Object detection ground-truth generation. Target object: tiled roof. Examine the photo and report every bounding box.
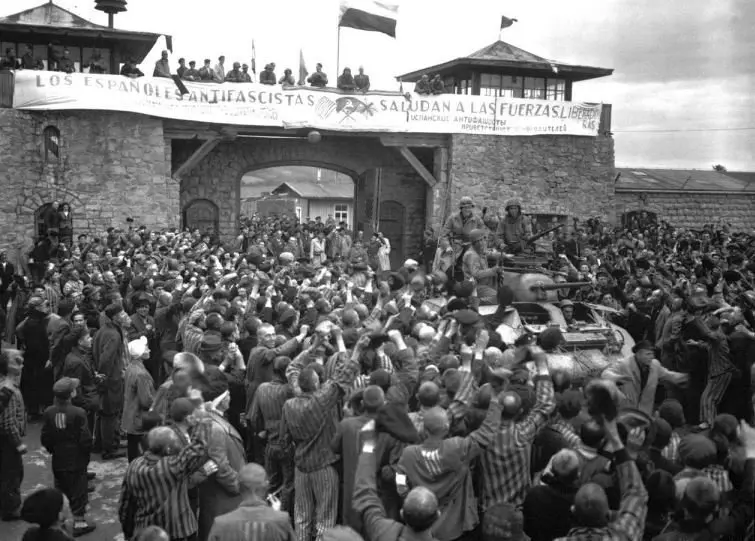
[467,41,552,64]
[397,40,612,82]
[0,2,107,30]
[272,181,353,200]
[616,168,755,193]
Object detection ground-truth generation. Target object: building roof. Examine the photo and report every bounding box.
[616,168,755,193]
[0,2,170,57]
[397,40,613,83]
[272,181,353,200]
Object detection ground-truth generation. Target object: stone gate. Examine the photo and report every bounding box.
[0,108,615,266]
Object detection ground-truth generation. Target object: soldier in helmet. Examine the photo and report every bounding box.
[462,229,500,304]
[440,196,487,261]
[496,198,531,254]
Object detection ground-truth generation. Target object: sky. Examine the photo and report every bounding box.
[4,0,754,170]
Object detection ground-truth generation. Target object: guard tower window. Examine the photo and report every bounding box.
[43,126,60,162]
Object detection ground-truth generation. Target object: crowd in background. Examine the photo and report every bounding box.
[0,197,754,541]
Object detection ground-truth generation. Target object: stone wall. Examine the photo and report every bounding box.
[0,109,177,260]
[443,133,615,227]
[176,136,428,261]
[615,191,755,231]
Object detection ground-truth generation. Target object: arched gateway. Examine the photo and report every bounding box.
[172,131,444,264]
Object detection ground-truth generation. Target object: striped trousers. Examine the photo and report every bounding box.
[700,372,733,425]
[294,465,338,541]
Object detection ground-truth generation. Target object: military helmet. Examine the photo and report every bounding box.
[505,198,521,210]
[468,229,486,243]
[459,196,475,209]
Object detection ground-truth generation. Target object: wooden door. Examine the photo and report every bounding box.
[379,200,405,270]
[183,199,219,235]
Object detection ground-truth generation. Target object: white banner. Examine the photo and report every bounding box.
[12,71,603,136]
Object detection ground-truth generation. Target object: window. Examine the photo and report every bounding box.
[501,75,523,98]
[481,73,502,97]
[43,126,60,162]
[334,203,349,224]
[295,206,302,222]
[523,77,546,99]
[480,73,525,97]
[457,79,471,95]
[546,79,566,101]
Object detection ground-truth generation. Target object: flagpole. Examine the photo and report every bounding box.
[336,25,341,77]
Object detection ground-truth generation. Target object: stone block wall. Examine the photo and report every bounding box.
[443,133,615,227]
[0,109,178,262]
[615,191,755,231]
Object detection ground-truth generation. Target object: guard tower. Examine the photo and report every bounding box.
[0,1,168,85]
[398,40,612,102]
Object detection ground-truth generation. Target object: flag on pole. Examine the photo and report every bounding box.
[500,15,518,29]
[298,49,308,86]
[338,0,399,38]
[251,40,257,74]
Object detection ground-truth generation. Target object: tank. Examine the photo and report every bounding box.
[478,271,635,383]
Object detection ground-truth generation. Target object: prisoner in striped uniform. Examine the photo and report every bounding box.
[248,355,296,515]
[279,329,361,541]
[698,318,736,426]
[478,350,555,512]
[118,421,212,541]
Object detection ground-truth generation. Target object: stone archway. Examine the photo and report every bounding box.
[176,136,429,260]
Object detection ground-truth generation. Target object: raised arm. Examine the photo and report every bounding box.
[603,418,648,541]
[352,423,404,540]
[516,349,555,443]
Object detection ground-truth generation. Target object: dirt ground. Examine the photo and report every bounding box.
[0,421,126,541]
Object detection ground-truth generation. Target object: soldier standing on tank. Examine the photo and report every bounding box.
[440,196,487,262]
[462,229,501,305]
[440,197,488,285]
[496,198,531,254]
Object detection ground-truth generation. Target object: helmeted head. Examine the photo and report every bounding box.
[505,198,521,218]
[459,196,474,217]
[468,228,486,248]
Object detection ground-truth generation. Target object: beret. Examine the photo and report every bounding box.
[52,377,80,398]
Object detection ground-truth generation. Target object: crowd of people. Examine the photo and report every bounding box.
[0,196,754,541]
[0,45,377,93]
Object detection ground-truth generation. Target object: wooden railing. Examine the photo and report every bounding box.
[0,70,13,108]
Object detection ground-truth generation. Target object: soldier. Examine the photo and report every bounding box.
[462,229,500,305]
[440,197,487,261]
[496,198,531,254]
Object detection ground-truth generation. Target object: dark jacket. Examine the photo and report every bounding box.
[61,348,100,412]
[92,314,128,414]
[0,261,14,293]
[523,478,577,541]
[653,459,754,541]
[40,402,92,471]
